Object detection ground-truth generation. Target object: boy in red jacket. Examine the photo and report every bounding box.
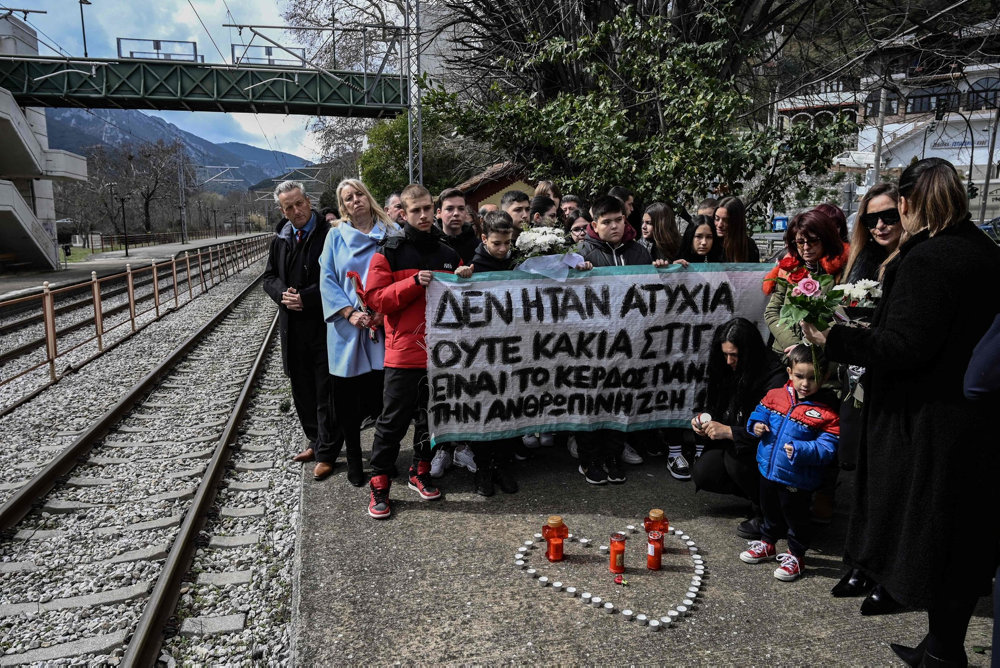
[363,183,470,519]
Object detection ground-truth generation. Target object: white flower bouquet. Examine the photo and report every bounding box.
[833,279,882,307]
[515,226,573,260]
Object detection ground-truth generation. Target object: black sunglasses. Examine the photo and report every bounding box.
[860,208,900,229]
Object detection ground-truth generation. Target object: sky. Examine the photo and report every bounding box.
[10,0,323,161]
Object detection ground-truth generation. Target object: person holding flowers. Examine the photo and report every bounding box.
[763,208,848,354]
[802,158,1000,667]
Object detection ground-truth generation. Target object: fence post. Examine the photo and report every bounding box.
[151,261,161,318]
[171,255,179,309]
[91,271,104,352]
[127,264,137,333]
[207,248,215,286]
[185,252,193,301]
[42,282,57,382]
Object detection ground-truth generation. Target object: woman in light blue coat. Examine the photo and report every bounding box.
[319,179,400,486]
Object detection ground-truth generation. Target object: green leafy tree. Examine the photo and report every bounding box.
[424,9,856,225]
[359,114,477,203]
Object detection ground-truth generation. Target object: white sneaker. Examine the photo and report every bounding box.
[539,433,555,447]
[667,453,691,480]
[430,448,452,478]
[621,443,644,465]
[567,435,578,459]
[453,445,477,473]
[522,434,541,449]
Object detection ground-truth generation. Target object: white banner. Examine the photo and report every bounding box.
[425,264,770,445]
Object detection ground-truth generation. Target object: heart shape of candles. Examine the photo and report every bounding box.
[515,521,707,629]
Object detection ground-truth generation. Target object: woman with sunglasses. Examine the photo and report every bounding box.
[763,207,848,354]
[827,183,904,615]
[803,158,1000,667]
[843,183,903,283]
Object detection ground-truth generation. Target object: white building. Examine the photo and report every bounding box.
[0,16,88,270]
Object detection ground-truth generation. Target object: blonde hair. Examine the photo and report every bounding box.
[897,158,968,236]
[335,179,396,230]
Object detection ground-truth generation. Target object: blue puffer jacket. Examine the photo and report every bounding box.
[747,382,839,491]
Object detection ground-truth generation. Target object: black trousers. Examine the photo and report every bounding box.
[759,478,812,558]
[331,370,384,465]
[576,429,625,467]
[691,443,761,512]
[285,325,341,461]
[470,439,517,468]
[370,368,430,475]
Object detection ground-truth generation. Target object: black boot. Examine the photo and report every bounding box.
[861,584,903,616]
[345,444,366,487]
[474,467,495,496]
[920,648,968,668]
[831,568,874,597]
[494,464,519,494]
[890,636,928,668]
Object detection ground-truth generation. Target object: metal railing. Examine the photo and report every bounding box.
[0,235,270,399]
[95,230,253,253]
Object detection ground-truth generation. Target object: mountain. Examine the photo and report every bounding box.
[44,108,312,191]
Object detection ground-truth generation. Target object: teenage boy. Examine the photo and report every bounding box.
[363,183,472,519]
[437,187,478,264]
[742,344,839,581]
[500,190,531,228]
[463,210,522,495]
[573,196,652,484]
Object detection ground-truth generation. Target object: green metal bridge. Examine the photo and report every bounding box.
[0,55,406,117]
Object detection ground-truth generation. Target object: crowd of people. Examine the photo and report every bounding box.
[263,157,999,667]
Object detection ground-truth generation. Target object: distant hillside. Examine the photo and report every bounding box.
[45,108,311,191]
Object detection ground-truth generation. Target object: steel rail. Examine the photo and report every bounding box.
[121,310,279,667]
[0,273,266,532]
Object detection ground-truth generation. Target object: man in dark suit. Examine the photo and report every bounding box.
[262,181,342,480]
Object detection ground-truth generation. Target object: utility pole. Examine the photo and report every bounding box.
[979,104,1000,225]
[177,154,188,244]
[211,208,219,238]
[872,85,888,183]
[116,193,131,257]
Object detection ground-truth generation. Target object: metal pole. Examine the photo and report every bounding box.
[78,0,90,58]
[872,87,888,183]
[42,282,57,382]
[978,104,1000,225]
[177,157,188,244]
[212,208,219,238]
[119,197,130,257]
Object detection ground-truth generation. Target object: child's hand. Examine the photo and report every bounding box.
[752,422,770,437]
[783,442,794,460]
[575,261,593,271]
[455,265,473,278]
[416,270,433,286]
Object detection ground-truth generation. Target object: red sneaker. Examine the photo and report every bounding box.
[368,475,391,519]
[774,553,802,581]
[407,461,441,500]
[739,540,776,563]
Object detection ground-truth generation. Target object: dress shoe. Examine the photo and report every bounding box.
[292,448,315,463]
[889,636,928,667]
[736,516,763,540]
[860,584,903,616]
[831,568,873,597]
[347,461,366,487]
[313,461,335,481]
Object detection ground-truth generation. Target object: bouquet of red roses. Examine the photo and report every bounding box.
[769,255,843,330]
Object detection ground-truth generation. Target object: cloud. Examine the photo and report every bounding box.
[25,1,317,158]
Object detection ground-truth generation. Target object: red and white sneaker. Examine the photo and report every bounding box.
[368,475,391,519]
[739,540,777,564]
[407,461,442,500]
[774,553,802,581]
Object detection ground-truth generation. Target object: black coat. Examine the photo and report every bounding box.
[262,212,330,374]
[439,222,479,265]
[579,235,652,267]
[825,217,1000,607]
[471,242,516,272]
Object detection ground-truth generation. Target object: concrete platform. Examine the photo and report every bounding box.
[294,434,995,665]
[0,233,266,301]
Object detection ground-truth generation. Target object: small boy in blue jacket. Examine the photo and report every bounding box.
[741,344,839,581]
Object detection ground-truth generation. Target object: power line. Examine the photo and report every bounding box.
[186,0,228,64]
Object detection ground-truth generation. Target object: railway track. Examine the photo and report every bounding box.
[0,277,285,665]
